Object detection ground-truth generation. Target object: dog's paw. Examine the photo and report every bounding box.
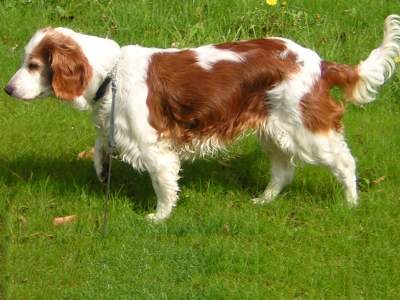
[146,213,167,223]
[345,189,359,207]
[251,194,276,205]
[346,196,359,208]
[252,188,280,205]
[97,167,109,184]
[251,197,267,205]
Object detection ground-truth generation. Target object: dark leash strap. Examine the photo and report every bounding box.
[102,74,117,236]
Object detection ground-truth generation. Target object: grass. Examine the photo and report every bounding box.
[1,0,400,298]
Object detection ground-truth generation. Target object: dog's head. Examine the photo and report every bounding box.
[5,28,120,110]
[5,28,93,102]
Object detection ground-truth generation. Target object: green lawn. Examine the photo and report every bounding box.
[1,0,400,298]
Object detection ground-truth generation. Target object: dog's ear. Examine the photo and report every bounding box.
[49,34,92,100]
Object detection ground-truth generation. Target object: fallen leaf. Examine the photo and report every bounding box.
[372,176,385,185]
[223,224,230,235]
[53,215,77,226]
[18,215,27,225]
[77,148,94,160]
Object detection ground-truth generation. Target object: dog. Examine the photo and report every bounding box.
[5,16,400,221]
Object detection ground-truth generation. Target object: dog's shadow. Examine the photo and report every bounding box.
[0,149,268,212]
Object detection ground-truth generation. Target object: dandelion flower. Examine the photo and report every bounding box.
[266,0,278,6]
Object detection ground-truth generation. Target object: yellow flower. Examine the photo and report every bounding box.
[266,0,278,6]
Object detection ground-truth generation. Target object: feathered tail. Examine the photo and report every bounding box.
[322,15,400,103]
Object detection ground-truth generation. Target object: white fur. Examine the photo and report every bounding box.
[354,15,400,103]
[173,136,227,160]
[194,45,244,70]
[6,67,51,99]
[265,37,322,146]
[24,29,47,56]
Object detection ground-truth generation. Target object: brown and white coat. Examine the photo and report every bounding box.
[5,15,400,221]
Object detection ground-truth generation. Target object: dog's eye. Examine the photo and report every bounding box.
[27,62,40,71]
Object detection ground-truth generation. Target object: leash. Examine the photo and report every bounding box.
[95,67,118,236]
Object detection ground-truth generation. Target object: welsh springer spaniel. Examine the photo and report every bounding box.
[5,16,400,221]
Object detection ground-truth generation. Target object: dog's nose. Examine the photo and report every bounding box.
[4,85,14,96]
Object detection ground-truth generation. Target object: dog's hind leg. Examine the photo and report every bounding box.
[252,136,295,204]
[142,144,181,222]
[305,131,358,206]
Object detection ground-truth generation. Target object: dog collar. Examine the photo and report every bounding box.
[93,76,112,102]
[93,63,118,102]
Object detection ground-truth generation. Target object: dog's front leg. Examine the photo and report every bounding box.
[94,136,109,183]
[142,145,181,222]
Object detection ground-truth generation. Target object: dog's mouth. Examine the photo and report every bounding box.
[19,89,51,100]
[10,91,49,102]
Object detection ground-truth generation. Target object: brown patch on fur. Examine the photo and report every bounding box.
[300,61,360,133]
[215,39,298,62]
[300,80,345,133]
[30,29,92,100]
[146,39,299,144]
[321,61,359,100]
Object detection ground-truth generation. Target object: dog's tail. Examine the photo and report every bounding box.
[322,14,400,104]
